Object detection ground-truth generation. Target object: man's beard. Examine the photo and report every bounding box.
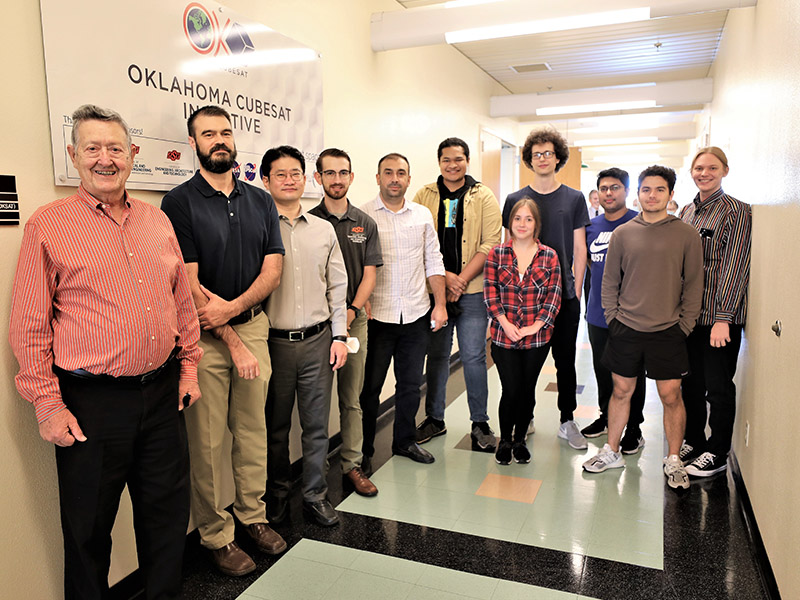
[197,143,237,174]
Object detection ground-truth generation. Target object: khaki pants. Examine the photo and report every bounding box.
[336,308,367,473]
[185,311,270,549]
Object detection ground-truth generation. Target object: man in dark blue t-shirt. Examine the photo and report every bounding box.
[581,168,646,454]
[502,129,589,450]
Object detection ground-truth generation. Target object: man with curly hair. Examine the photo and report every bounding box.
[502,129,589,450]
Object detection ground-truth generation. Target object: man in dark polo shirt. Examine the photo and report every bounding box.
[310,148,382,494]
[162,105,286,577]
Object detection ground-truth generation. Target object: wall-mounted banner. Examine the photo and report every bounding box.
[40,0,323,193]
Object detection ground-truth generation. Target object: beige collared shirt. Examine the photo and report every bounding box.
[266,210,348,337]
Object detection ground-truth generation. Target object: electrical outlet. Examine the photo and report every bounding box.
[745,421,750,447]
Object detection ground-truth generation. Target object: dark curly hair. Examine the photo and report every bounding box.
[521,128,569,173]
[637,165,676,193]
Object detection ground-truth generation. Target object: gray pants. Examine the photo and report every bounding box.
[266,326,333,503]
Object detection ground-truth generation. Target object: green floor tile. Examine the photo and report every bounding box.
[324,570,413,600]
[241,555,342,599]
[418,563,499,599]
[493,579,581,599]
[289,538,358,569]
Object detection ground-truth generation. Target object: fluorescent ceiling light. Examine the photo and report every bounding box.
[183,48,318,75]
[592,153,662,163]
[444,0,504,8]
[536,100,656,116]
[575,136,659,146]
[445,7,650,44]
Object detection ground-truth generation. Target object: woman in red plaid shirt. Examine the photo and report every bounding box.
[484,198,562,465]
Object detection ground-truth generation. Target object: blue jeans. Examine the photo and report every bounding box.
[425,292,489,423]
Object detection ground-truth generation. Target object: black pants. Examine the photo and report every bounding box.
[360,315,428,455]
[682,324,743,456]
[491,343,550,442]
[55,361,189,600]
[587,322,646,429]
[550,296,581,422]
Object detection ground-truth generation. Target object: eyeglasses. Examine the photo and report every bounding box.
[320,169,351,179]
[531,151,556,160]
[598,184,624,193]
[270,170,304,182]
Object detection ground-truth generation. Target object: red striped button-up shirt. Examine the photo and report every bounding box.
[679,188,751,326]
[484,240,562,349]
[9,186,202,423]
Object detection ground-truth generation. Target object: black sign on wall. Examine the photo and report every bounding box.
[0,175,20,225]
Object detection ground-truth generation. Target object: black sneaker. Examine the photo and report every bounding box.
[512,441,531,464]
[580,417,608,438]
[471,421,497,452]
[679,443,702,466]
[685,452,727,477]
[495,440,512,465]
[620,429,645,455]
[416,417,446,444]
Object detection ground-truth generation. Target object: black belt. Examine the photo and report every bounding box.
[229,304,263,326]
[269,320,329,342]
[56,347,180,386]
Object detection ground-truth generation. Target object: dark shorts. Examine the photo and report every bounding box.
[602,319,689,380]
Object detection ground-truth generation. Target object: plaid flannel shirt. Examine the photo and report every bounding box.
[484,240,562,349]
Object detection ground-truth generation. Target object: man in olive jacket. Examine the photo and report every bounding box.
[413,137,502,452]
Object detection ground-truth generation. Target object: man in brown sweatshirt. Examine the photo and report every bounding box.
[582,165,703,491]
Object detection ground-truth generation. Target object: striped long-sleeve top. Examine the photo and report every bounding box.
[679,188,751,326]
[9,186,202,423]
[484,240,562,349]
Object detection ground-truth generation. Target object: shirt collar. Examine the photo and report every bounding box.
[313,199,355,221]
[374,193,410,214]
[189,170,242,198]
[693,187,725,211]
[77,185,130,211]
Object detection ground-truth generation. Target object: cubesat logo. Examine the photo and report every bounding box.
[183,3,255,57]
[244,163,257,181]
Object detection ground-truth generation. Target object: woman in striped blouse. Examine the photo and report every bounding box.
[484,198,562,465]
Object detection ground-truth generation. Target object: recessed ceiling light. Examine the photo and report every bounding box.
[536,100,657,116]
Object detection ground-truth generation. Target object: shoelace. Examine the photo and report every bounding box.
[679,445,694,459]
[693,452,714,468]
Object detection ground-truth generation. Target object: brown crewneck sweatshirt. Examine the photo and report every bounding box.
[601,214,703,335]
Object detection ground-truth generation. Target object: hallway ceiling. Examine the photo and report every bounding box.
[382,0,742,173]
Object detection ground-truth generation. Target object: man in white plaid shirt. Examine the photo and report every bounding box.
[359,153,447,467]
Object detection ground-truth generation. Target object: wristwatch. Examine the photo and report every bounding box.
[347,304,359,312]
[333,335,348,342]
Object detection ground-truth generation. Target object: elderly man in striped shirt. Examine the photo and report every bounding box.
[9,104,203,599]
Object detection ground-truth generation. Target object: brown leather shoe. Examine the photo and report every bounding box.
[210,542,256,577]
[246,523,287,555]
[346,467,378,497]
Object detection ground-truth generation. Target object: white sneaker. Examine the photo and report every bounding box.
[527,419,536,436]
[583,444,624,473]
[663,454,690,490]
[558,420,588,450]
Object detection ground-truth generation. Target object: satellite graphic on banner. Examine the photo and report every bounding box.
[40,0,323,193]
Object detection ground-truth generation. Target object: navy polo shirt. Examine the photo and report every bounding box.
[162,171,284,302]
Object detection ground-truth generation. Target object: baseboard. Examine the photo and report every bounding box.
[729,452,782,599]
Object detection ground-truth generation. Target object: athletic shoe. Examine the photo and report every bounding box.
[685,452,727,477]
[512,441,531,464]
[620,429,645,455]
[580,418,608,438]
[663,454,690,490]
[679,442,701,466]
[416,417,446,444]
[582,443,624,472]
[557,420,588,450]
[495,440,512,465]
[527,418,536,436]
[471,421,497,452]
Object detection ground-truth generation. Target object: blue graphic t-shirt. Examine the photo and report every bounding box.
[586,209,638,328]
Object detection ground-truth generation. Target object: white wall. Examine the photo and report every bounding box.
[706,2,800,598]
[0,1,518,596]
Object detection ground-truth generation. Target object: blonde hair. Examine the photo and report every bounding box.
[691,146,729,170]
